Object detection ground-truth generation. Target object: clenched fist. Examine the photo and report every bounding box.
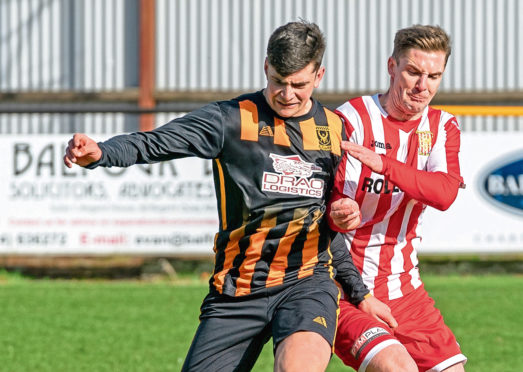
[330,197,361,231]
[63,133,102,168]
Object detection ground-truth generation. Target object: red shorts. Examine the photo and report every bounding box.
[335,285,467,372]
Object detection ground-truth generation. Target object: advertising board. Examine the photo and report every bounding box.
[0,136,217,256]
[1,132,521,256]
[422,132,523,253]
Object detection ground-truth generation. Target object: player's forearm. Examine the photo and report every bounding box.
[87,135,141,168]
[330,233,370,305]
[94,129,193,167]
[381,156,461,210]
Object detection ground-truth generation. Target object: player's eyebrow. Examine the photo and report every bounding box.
[273,76,310,87]
[406,63,443,77]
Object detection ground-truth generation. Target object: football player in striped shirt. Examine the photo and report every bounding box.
[63,21,395,372]
[329,25,467,372]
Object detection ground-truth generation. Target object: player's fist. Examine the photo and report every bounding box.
[63,133,102,168]
[329,197,361,231]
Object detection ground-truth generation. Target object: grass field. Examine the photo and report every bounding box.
[1,272,522,371]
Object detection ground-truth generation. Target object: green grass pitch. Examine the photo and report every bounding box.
[1,273,522,371]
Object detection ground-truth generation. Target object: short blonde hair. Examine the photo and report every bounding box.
[392,25,452,66]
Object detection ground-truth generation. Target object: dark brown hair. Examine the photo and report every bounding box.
[266,20,326,76]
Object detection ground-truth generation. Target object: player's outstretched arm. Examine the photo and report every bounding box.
[63,133,103,168]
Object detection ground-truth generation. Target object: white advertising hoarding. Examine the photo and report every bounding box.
[422,132,523,254]
[1,132,522,256]
[1,136,218,256]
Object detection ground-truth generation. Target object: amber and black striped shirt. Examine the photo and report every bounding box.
[94,91,345,296]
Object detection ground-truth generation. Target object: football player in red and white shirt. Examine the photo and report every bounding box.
[329,25,467,372]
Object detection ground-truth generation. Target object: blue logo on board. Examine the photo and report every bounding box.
[478,150,523,216]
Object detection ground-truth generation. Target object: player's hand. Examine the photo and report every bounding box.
[330,198,361,231]
[358,295,398,329]
[341,141,384,173]
[63,133,102,168]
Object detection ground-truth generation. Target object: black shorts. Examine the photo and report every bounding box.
[182,274,340,372]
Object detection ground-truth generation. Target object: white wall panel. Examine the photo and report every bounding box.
[0,113,126,134]
[155,0,523,94]
[1,0,522,94]
[0,0,127,91]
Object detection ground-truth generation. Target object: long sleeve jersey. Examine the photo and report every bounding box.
[329,94,463,301]
[88,90,368,299]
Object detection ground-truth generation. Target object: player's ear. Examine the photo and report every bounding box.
[314,66,325,88]
[264,58,269,76]
[387,56,396,78]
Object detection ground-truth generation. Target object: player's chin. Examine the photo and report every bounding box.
[275,103,301,116]
[403,103,425,116]
[277,110,297,118]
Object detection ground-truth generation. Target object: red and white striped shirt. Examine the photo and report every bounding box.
[330,95,463,300]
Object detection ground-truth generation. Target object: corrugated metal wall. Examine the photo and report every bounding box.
[0,0,522,134]
[0,0,132,91]
[0,0,133,133]
[0,113,127,134]
[2,0,522,94]
[155,0,523,93]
